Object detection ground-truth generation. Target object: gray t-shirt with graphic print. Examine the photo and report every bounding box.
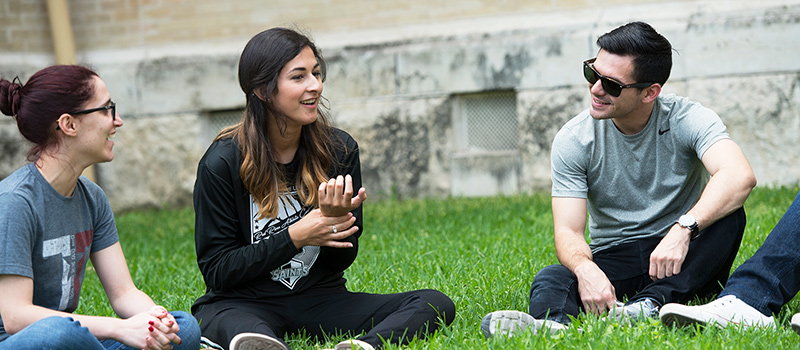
[551,94,730,252]
[0,163,119,341]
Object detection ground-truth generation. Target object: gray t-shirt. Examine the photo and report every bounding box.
[551,94,729,252]
[0,163,119,341]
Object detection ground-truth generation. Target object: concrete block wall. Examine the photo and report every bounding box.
[1,0,799,210]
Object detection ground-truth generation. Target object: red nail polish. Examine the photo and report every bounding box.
[148,326,154,332]
[149,321,155,325]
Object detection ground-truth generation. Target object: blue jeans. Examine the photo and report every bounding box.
[0,311,200,350]
[721,191,800,316]
[528,207,746,324]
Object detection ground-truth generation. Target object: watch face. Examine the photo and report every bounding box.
[679,215,696,227]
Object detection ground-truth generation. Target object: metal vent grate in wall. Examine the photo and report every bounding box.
[201,109,243,147]
[454,91,518,154]
[210,109,242,134]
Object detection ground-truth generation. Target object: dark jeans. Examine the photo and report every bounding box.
[193,287,455,350]
[528,207,746,324]
[721,191,800,316]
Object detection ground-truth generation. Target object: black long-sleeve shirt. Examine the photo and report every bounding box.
[192,128,363,309]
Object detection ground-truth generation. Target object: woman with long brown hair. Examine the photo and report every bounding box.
[0,65,200,350]
[191,28,455,350]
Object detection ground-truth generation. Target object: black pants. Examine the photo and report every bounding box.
[528,207,746,324]
[193,287,455,350]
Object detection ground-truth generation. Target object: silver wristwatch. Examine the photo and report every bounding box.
[677,214,699,241]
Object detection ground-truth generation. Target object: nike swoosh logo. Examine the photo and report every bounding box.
[658,128,670,135]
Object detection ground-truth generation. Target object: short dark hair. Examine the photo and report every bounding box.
[0,65,98,160]
[596,21,672,86]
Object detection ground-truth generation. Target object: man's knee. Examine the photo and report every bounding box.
[531,265,574,289]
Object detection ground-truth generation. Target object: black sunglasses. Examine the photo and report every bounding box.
[71,101,116,121]
[583,58,655,97]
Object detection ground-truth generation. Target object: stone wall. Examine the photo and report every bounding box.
[1,1,799,210]
[1,0,684,53]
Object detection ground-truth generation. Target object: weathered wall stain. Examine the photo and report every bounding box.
[360,110,430,199]
[0,124,27,178]
[519,89,584,153]
[474,48,532,90]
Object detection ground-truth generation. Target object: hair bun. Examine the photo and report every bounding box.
[0,77,22,118]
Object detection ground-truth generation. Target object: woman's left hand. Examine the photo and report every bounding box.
[318,174,367,217]
[148,306,180,336]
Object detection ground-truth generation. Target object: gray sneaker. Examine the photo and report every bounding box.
[791,313,800,335]
[229,333,289,350]
[609,298,660,324]
[480,310,566,338]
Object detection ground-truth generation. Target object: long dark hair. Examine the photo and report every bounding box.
[218,27,335,219]
[0,65,98,160]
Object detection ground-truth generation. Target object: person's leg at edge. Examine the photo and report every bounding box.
[0,316,105,350]
[719,191,800,316]
[631,207,746,305]
[295,288,455,349]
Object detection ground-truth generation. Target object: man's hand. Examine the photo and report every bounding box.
[574,261,617,315]
[649,224,691,280]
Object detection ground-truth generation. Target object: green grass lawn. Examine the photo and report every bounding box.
[78,186,800,349]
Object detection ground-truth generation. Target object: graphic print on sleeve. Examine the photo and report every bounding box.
[250,186,318,290]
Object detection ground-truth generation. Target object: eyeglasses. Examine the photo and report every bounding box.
[583,58,654,97]
[71,101,116,121]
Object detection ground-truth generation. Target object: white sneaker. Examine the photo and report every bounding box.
[609,298,660,324]
[480,310,567,338]
[659,295,775,328]
[200,336,224,350]
[330,339,375,350]
[229,333,289,350]
[792,313,800,335]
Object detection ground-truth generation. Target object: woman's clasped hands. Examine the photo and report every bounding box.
[119,306,182,350]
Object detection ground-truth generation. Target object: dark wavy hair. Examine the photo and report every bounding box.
[0,65,98,160]
[597,21,672,86]
[217,27,335,219]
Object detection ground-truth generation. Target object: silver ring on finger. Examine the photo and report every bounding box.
[332,225,338,233]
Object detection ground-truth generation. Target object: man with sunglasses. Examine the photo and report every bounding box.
[482,22,755,337]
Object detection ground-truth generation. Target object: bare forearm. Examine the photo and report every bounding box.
[3,304,123,339]
[689,169,755,230]
[555,229,595,275]
[108,288,157,319]
[690,139,757,230]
